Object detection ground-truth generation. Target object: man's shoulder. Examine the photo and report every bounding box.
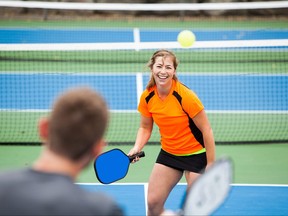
[0,169,123,216]
[0,168,30,184]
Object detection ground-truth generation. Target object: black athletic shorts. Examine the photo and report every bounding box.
[156,149,207,173]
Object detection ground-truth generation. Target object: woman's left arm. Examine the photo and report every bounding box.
[193,109,216,168]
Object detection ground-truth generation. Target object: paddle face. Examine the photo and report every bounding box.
[94,148,145,184]
[181,157,233,216]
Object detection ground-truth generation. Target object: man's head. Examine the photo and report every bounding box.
[39,87,108,162]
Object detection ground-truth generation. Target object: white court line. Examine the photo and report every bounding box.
[232,183,288,187]
[136,72,143,105]
[77,182,288,187]
[133,28,141,51]
[0,71,147,78]
[1,109,287,114]
[1,71,288,77]
[144,183,148,216]
[1,39,288,51]
[207,110,288,114]
[76,182,147,185]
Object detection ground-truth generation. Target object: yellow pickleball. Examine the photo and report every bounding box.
[177,30,196,48]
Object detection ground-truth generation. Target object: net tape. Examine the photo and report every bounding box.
[1,0,288,11]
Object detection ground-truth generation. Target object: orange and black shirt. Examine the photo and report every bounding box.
[138,80,205,155]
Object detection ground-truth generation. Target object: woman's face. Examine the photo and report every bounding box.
[151,56,176,88]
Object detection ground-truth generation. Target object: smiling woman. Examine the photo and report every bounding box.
[128,49,216,216]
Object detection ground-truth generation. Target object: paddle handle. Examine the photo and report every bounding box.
[128,151,145,162]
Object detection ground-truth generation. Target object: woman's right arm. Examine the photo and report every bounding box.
[128,115,153,156]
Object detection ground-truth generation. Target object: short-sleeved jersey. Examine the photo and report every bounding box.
[0,168,123,216]
[138,80,205,155]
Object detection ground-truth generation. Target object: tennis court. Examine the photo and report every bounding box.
[0,144,288,215]
[1,2,288,215]
[79,183,288,216]
[1,28,287,144]
[1,73,287,111]
[2,28,288,43]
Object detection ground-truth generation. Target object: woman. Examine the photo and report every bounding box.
[128,49,215,216]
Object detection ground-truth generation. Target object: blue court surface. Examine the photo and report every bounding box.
[79,183,288,216]
[1,73,287,111]
[1,29,288,43]
[1,28,287,112]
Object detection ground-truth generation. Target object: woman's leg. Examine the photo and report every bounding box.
[147,163,183,216]
[185,171,201,188]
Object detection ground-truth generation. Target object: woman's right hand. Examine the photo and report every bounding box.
[128,147,141,163]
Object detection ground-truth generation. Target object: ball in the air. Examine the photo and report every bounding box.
[177,30,196,48]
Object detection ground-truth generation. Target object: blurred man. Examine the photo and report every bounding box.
[0,87,123,216]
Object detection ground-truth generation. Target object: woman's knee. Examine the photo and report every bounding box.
[147,192,163,209]
[147,196,164,216]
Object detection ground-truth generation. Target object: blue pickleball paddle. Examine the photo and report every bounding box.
[94,148,145,184]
